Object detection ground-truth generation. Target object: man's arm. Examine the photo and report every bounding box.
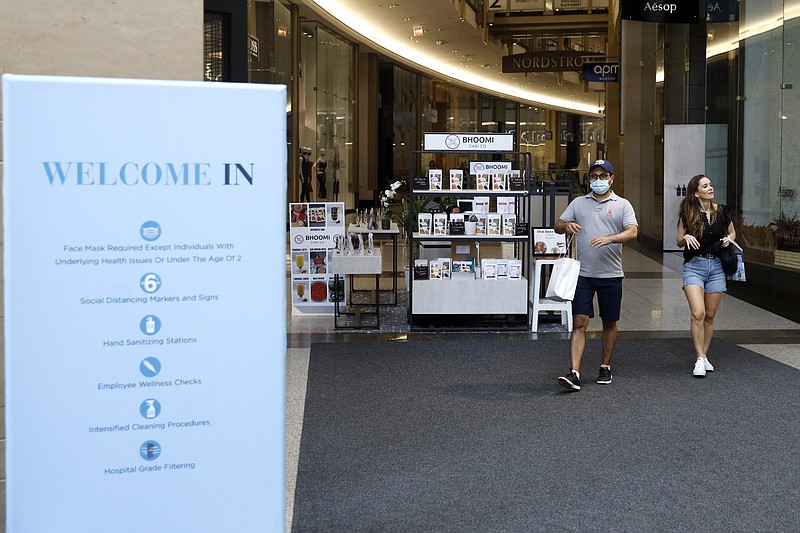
[588,224,638,247]
[555,219,583,235]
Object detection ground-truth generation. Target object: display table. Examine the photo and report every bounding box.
[330,249,383,330]
[347,223,400,306]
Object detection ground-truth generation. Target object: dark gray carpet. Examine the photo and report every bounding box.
[292,339,800,532]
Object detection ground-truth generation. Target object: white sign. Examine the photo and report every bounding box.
[289,202,345,314]
[488,0,546,11]
[3,74,286,532]
[424,132,515,152]
[470,161,512,174]
[533,228,567,254]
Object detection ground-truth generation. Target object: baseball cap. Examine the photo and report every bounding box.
[590,159,614,174]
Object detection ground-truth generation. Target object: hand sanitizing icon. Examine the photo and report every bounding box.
[140,315,161,336]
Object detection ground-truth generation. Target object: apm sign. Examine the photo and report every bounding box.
[582,62,619,83]
[621,1,701,23]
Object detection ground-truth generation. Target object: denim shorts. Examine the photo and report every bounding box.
[572,276,623,321]
[682,256,727,293]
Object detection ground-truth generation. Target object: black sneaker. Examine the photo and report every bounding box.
[558,371,581,391]
[597,367,612,385]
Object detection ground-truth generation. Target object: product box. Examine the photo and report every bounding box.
[508,169,525,191]
[428,169,443,190]
[508,259,523,280]
[473,196,490,213]
[438,257,452,279]
[497,197,516,214]
[502,213,517,236]
[449,169,463,190]
[453,258,474,273]
[475,213,488,235]
[418,213,432,235]
[487,213,502,236]
[491,172,506,191]
[429,259,443,280]
[433,213,447,235]
[477,173,490,191]
[496,259,509,278]
[482,259,498,280]
[414,259,429,280]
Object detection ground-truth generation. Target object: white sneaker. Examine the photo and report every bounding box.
[693,358,707,378]
[703,357,714,372]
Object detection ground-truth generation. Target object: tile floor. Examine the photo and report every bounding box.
[284,245,800,528]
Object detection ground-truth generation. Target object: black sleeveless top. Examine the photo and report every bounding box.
[681,204,731,263]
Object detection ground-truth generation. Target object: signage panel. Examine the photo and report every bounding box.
[582,62,620,82]
[621,0,701,23]
[424,132,515,152]
[706,0,738,22]
[3,74,286,532]
[289,202,345,314]
[502,51,602,73]
[488,0,546,11]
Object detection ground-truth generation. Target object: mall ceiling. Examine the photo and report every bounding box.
[298,0,611,116]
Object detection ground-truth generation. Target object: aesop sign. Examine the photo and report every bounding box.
[502,51,601,74]
[621,1,701,23]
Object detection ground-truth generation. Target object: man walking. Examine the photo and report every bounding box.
[554,160,638,391]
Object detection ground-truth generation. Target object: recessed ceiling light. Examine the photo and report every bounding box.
[435,40,445,46]
[403,17,411,21]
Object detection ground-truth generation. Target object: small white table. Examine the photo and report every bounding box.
[330,249,383,329]
[347,223,400,306]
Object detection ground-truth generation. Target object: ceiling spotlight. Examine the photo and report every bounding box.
[451,49,459,53]
[403,17,411,21]
[387,4,398,8]
[435,40,445,46]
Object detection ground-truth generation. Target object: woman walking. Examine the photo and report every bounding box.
[677,174,736,377]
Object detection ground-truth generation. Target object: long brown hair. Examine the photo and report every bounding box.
[678,174,718,238]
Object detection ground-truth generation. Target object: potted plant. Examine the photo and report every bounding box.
[379,180,403,230]
[770,211,800,268]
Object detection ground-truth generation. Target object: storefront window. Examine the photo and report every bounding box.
[391,66,419,186]
[299,22,356,209]
[737,0,800,270]
[519,106,548,173]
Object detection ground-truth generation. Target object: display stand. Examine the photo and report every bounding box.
[530,258,573,332]
[330,249,382,329]
[407,145,532,331]
[346,222,400,306]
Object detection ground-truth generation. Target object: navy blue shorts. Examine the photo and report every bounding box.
[572,276,624,322]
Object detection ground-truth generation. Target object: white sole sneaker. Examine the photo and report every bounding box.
[693,359,706,378]
[704,358,714,372]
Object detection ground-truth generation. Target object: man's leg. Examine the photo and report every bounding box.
[600,319,618,366]
[596,278,623,383]
[570,314,590,371]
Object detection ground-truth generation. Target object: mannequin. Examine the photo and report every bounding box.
[316,148,328,199]
[299,147,313,202]
[332,149,340,201]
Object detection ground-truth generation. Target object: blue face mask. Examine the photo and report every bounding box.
[590,179,611,195]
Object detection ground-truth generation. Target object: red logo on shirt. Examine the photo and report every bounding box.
[607,209,613,217]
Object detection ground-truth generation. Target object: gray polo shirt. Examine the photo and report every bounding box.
[558,191,638,278]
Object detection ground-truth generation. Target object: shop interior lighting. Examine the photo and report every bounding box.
[308,0,603,115]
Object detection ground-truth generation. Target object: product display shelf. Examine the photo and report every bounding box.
[407,148,533,331]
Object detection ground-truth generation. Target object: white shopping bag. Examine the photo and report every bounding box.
[545,257,581,301]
